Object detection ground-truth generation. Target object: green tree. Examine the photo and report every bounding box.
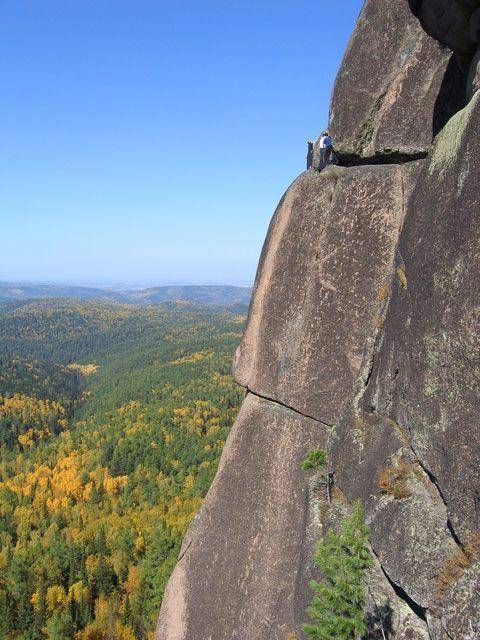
[303,502,372,640]
[45,611,75,640]
[300,449,327,472]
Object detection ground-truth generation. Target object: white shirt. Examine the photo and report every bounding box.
[320,135,333,149]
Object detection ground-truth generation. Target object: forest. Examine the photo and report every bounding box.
[0,298,246,639]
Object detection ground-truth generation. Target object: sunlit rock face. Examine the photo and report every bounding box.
[362,92,480,541]
[329,0,466,160]
[354,92,480,638]
[156,393,327,640]
[233,164,408,426]
[157,0,480,637]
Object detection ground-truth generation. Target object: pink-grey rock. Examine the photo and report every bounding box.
[328,0,466,159]
[330,410,456,622]
[233,164,408,426]
[157,0,480,637]
[362,92,480,544]
[441,562,480,638]
[156,393,327,640]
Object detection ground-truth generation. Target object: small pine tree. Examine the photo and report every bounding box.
[301,449,327,472]
[303,502,371,640]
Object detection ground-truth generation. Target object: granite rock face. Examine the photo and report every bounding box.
[156,394,327,640]
[363,92,480,543]
[328,0,465,160]
[233,165,406,426]
[330,410,456,625]
[157,0,480,637]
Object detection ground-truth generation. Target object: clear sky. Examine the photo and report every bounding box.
[1,0,364,287]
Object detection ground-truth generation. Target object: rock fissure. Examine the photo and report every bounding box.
[331,484,433,636]
[344,151,430,164]
[407,441,464,548]
[245,388,334,430]
[332,152,428,168]
[369,542,430,627]
[177,539,193,563]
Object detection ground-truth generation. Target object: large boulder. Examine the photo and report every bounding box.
[408,0,480,58]
[233,163,420,426]
[156,394,327,640]
[328,0,465,159]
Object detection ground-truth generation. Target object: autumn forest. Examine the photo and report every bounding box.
[0,298,245,639]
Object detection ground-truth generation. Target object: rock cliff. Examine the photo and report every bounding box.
[157,1,480,638]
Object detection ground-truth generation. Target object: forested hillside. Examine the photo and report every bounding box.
[0,299,245,639]
[0,282,252,308]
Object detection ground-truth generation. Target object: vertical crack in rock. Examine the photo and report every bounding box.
[333,487,432,635]
[351,161,417,413]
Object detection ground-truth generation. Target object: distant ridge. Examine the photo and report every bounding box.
[0,282,252,307]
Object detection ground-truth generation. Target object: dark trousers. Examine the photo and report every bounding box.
[321,147,332,166]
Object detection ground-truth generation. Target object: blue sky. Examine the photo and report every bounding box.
[1,0,363,286]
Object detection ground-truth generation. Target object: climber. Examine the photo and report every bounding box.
[307,131,338,171]
[307,139,314,169]
[319,130,334,167]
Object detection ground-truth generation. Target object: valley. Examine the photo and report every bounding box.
[0,299,245,639]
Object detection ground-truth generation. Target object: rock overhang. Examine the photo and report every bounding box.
[328,0,467,161]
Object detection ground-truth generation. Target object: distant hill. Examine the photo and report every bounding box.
[0,282,252,308]
[124,285,252,306]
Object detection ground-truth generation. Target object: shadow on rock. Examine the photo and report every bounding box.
[433,54,468,138]
[364,602,393,639]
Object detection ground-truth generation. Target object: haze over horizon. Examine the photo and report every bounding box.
[0,276,254,289]
[2,1,363,284]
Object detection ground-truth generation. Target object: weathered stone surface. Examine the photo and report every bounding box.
[442,561,480,639]
[364,550,431,640]
[322,501,430,639]
[467,47,480,97]
[233,165,409,426]
[328,0,465,159]
[363,92,480,545]
[156,393,327,640]
[156,1,480,637]
[330,410,456,619]
[409,0,480,58]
